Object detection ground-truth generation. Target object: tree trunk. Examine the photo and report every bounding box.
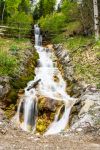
[93,0,99,40]
[1,2,5,25]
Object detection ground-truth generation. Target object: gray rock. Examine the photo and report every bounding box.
[0,77,11,99]
[71,89,100,130]
[0,108,6,123]
[53,44,74,82]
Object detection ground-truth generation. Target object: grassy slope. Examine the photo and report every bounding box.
[0,38,32,76]
[0,37,32,76]
[52,30,100,88]
[0,37,39,118]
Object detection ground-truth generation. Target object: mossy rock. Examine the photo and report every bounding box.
[4,104,16,119]
[7,89,18,104]
[38,96,63,112]
[36,117,51,134]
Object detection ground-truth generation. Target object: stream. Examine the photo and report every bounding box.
[14,25,76,135]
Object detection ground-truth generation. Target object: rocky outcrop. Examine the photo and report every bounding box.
[38,96,64,112]
[53,44,83,97]
[36,96,65,133]
[53,44,74,81]
[53,44,100,133]
[71,88,100,132]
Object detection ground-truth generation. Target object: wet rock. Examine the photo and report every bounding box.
[37,96,66,134]
[38,96,64,112]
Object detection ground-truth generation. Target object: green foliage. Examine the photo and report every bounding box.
[52,33,66,43]
[10,45,19,51]
[9,45,20,55]
[97,83,100,89]
[0,50,18,75]
[39,12,66,33]
[0,0,32,27]
[78,0,93,32]
[61,0,78,22]
[66,36,94,50]
[6,11,32,37]
[18,0,31,14]
[33,0,56,20]
[38,0,79,35]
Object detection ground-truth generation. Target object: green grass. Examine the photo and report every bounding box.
[0,50,17,76]
[52,32,100,87]
[0,37,33,76]
[66,37,100,87]
[65,36,94,50]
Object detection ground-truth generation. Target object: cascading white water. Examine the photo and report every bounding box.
[15,24,76,134]
[55,0,62,10]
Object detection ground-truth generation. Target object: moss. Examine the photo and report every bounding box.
[97,83,100,89]
[7,89,18,104]
[36,116,51,134]
[4,104,16,119]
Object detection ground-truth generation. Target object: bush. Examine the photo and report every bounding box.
[7,12,33,37]
[61,0,78,22]
[39,12,66,33]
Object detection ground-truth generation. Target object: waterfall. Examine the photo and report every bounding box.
[34,24,42,46]
[32,0,39,5]
[55,0,62,10]
[14,25,76,134]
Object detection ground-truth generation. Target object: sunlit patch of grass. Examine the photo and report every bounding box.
[0,50,18,76]
[64,36,94,50]
[63,36,100,86]
[0,37,32,76]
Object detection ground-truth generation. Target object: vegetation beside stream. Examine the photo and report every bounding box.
[0,37,39,118]
[36,0,100,89]
[0,0,100,138]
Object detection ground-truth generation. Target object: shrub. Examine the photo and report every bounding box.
[39,12,66,33]
[61,0,78,22]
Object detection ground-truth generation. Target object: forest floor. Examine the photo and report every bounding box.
[0,122,100,150]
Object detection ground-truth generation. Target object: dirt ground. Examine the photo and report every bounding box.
[0,123,100,150]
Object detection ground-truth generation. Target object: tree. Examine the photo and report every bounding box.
[33,0,56,20]
[61,0,78,22]
[93,0,99,40]
[18,0,31,14]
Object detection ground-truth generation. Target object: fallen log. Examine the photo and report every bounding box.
[27,79,41,91]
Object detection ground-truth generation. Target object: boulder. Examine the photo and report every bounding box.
[70,89,100,131]
[38,96,64,112]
